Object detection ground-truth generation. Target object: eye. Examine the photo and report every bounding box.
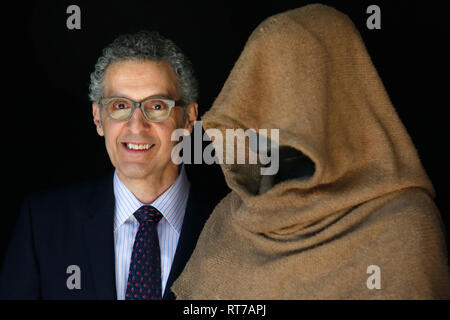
[111,100,131,110]
[144,100,169,114]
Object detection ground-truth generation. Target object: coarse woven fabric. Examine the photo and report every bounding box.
[172,4,450,299]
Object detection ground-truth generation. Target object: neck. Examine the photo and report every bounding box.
[116,165,180,204]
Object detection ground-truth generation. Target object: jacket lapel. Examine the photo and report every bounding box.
[163,186,210,299]
[84,172,117,299]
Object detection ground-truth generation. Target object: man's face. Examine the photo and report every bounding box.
[92,59,197,183]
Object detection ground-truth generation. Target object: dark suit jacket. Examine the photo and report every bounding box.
[0,171,215,299]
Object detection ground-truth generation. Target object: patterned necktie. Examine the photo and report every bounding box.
[125,205,163,300]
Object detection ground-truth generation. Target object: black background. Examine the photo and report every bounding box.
[1,0,449,264]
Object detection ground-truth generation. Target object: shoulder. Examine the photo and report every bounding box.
[21,172,114,220]
[371,187,444,241]
[353,187,447,258]
[359,188,450,298]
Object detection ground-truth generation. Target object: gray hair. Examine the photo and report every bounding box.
[89,30,198,105]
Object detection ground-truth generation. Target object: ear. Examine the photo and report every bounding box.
[183,102,198,134]
[92,103,104,136]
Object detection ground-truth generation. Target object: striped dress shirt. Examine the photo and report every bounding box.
[113,165,190,300]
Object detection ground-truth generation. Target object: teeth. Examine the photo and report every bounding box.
[126,143,153,150]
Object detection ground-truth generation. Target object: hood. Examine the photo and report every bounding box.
[201,4,434,233]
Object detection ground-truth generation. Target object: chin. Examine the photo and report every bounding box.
[117,163,156,180]
[117,160,177,181]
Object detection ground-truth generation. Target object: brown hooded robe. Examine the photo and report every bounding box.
[172,4,450,299]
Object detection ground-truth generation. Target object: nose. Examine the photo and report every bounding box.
[125,106,151,132]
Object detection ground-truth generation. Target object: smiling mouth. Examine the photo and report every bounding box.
[123,143,155,151]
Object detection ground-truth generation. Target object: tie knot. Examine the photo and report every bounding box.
[134,205,162,224]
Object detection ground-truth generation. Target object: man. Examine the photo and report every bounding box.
[0,30,215,299]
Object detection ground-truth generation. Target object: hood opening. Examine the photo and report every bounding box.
[259,145,315,194]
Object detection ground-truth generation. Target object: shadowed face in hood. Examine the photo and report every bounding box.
[275,146,315,184]
[254,139,315,194]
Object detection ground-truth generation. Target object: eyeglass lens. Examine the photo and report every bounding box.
[106,98,171,121]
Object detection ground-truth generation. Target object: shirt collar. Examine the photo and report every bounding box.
[113,165,190,234]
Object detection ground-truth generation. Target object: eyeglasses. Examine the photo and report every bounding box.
[99,96,184,122]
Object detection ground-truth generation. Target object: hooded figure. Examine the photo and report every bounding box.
[172,4,450,299]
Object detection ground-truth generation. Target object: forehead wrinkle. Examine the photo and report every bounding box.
[105,92,175,101]
[103,60,179,101]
